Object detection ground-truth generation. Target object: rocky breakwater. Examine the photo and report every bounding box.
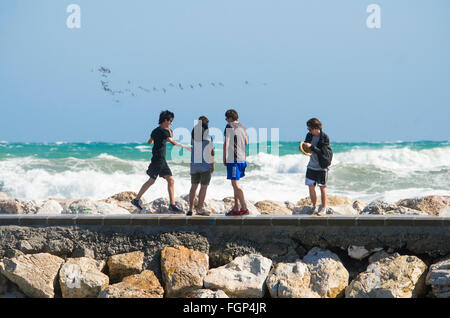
[0,191,449,216]
[1,245,449,298]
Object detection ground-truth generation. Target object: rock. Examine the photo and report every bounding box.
[292,205,314,215]
[145,197,188,214]
[63,199,130,215]
[4,249,25,259]
[0,253,65,298]
[222,197,260,215]
[180,194,226,214]
[0,200,38,214]
[107,251,144,283]
[327,205,359,215]
[0,192,8,200]
[345,254,427,298]
[35,200,63,215]
[160,246,209,297]
[0,272,26,298]
[59,257,108,298]
[43,238,74,257]
[284,201,296,211]
[185,289,229,298]
[384,206,428,216]
[426,257,450,298]
[397,195,450,216]
[439,206,450,217]
[296,195,354,207]
[48,198,76,210]
[368,251,393,264]
[17,240,34,254]
[303,248,349,298]
[254,200,292,215]
[98,270,164,298]
[204,254,272,298]
[352,200,367,212]
[361,200,398,215]
[71,246,95,259]
[103,191,142,213]
[348,246,371,260]
[266,261,321,298]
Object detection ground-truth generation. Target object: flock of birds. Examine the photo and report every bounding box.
[94,66,268,104]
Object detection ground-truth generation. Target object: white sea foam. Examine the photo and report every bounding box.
[0,146,449,203]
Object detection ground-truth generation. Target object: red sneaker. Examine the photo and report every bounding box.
[225,209,239,216]
[238,208,249,216]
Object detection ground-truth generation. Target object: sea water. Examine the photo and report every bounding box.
[0,140,449,203]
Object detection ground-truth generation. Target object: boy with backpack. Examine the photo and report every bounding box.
[302,118,333,215]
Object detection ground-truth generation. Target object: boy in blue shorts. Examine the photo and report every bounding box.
[223,109,249,216]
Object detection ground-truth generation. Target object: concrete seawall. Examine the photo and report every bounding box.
[1,215,449,284]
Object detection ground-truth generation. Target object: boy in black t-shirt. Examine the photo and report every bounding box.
[131,110,191,212]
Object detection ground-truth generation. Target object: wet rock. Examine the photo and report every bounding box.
[426,257,450,298]
[204,254,272,298]
[107,251,144,283]
[59,257,108,298]
[98,270,163,298]
[0,253,65,298]
[346,254,427,298]
[160,246,209,297]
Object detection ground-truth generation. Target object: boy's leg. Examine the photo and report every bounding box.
[164,175,175,205]
[136,178,156,200]
[189,183,199,212]
[231,180,247,210]
[197,185,208,211]
[319,185,327,209]
[308,185,317,208]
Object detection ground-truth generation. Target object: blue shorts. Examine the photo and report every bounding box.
[226,162,247,180]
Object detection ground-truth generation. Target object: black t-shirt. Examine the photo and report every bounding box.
[150,126,171,161]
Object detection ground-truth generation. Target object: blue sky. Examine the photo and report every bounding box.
[0,0,449,142]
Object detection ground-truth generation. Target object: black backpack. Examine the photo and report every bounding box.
[317,144,333,169]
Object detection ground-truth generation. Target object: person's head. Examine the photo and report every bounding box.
[192,116,210,141]
[159,110,174,128]
[225,109,239,123]
[307,118,322,136]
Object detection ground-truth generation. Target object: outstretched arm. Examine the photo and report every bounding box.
[167,137,191,151]
[147,138,154,145]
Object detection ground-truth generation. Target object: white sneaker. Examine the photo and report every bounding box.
[311,206,319,214]
[317,206,330,216]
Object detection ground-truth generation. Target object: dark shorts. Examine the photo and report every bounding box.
[146,159,172,179]
[191,170,212,185]
[305,168,328,186]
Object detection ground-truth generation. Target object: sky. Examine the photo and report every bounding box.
[0,0,449,143]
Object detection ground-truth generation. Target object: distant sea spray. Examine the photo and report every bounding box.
[0,141,449,203]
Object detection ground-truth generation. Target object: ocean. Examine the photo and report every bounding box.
[0,140,449,203]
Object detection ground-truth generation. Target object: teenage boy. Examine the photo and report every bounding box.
[187,116,215,216]
[131,110,191,212]
[302,118,332,215]
[223,109,249,216]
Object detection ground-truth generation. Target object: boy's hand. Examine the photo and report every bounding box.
[304,142,311,148]
[210,165,214,174]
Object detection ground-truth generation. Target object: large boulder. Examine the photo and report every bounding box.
[143,197,188,214]
[397,196,450,216]
[185,289,229,298]
[360,200,398,215]
[296,195,354,207]
[59,257,108,298]
[303,248,349,298]
[98,270,164,298]
[35,200,63,215]
[0,200,38,214]
[107,251,144,283]
[203,254,272,298]
[426,257,450,298]
[222,197,260,216]
[63,199,130,215]
[0,253,65,298]
[160,246,209,297]
[345,254,428,298]
[266,261,321,298]
[180,194,226,214]
[254,200,292,215]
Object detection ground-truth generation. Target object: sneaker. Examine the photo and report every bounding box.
[196,209,210,216]
[169,204,183,213]
[237,208,249,216]
[311,206,318,214]
[317,206,330,216]
[186,211,193,216]
[225,209,239,216]
[130,199,143,210]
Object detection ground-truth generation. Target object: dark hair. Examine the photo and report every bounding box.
[225,109,239,121]
[307,118,322,130]
[191,116,210,141]
[159,110,174,124]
